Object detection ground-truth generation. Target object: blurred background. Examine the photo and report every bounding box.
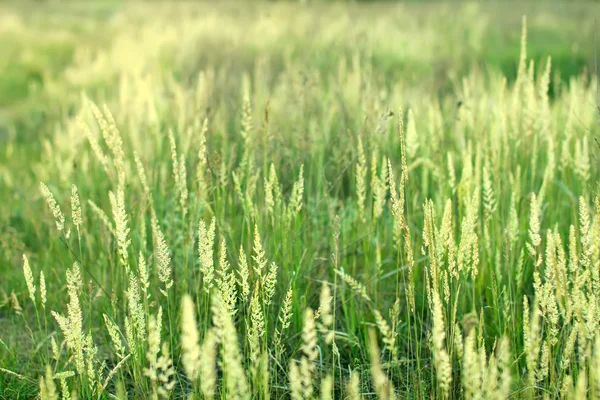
[0,1,598,132]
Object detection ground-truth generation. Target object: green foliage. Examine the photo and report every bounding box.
[1,1,600,399]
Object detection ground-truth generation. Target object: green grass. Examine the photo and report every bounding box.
[1,1,600,399]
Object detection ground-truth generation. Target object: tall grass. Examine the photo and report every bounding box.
[2,2,600,399]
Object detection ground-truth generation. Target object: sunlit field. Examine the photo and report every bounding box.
[2,1,600,399]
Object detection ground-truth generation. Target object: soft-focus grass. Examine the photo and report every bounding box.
[0,1,596,120]
[1,1,600,399]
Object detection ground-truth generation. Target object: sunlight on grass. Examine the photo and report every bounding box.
[1,1,600,399]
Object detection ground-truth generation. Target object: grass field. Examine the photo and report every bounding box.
[2,1,600,399]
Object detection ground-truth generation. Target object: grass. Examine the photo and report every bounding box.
[1,1,600,399]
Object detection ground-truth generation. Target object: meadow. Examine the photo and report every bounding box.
[1,1,600,399]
